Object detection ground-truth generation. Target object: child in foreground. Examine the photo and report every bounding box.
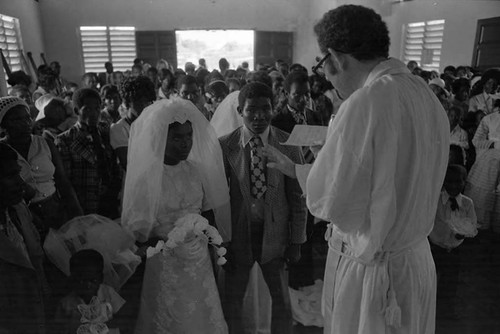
[53,249,125,334]
[429,164,477,316]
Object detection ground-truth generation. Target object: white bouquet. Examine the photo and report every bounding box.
[146,213,227,265]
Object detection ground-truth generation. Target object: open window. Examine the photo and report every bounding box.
[175,30,254,71]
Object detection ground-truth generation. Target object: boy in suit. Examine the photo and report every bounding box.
[219,82,307,333]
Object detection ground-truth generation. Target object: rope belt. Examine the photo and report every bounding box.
[325,223,427,328]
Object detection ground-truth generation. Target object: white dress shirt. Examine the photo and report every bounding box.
[429,191,477,250]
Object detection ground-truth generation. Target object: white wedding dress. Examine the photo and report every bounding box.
[134,161,228,334]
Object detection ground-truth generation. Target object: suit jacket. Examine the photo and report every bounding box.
[219,126,307,265]
[0,203,46,334]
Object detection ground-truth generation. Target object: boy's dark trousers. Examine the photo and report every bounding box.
[430,242,461,301]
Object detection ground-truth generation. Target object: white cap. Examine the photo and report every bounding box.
[34,94,56,121]
[429,78,445,89]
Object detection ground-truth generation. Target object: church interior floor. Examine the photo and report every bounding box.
[435,237,500,334]
[293,230,500,334]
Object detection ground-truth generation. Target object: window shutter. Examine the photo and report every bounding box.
[0,14,23,73]
[403,19,445,72]
[109,27,136,72]
[80,26,109,73]
[80,26,136,73]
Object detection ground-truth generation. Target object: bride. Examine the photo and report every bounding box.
[121,98,230,334]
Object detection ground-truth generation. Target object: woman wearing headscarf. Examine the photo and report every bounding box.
[121,98,230,334]
[0,97,82,240]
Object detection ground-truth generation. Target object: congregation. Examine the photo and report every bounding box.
[1,4,500,334]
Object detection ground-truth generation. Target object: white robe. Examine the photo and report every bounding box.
[296,58,449,334]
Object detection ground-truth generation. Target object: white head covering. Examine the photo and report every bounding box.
[121,98,231,242]
[429,78,445,89]
[34,93,56,121]
[210,90,243,138]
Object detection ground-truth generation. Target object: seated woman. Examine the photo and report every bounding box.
[464,102,500,234]
[0,143,48,334]
[0,97,82,239]
[469,69,499,115]
[121,98,230,334]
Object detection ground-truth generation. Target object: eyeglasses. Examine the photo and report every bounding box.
[312,52,331,76]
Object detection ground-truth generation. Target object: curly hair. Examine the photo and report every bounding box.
[314,5,390,61]
[284,71,309,93]
[72,88,101,110]
[120,76,156,108]
[238,82,273,109]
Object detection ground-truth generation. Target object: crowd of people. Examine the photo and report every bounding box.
[1,4,499,334]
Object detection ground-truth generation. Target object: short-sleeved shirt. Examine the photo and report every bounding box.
[110,118,131,149]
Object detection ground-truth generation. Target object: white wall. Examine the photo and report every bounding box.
[0,0,45,67]
[386,0,500,71]
[295,0,500,73]
[6,0,499,83]
[295,0,386,70]
[39,0,308,83]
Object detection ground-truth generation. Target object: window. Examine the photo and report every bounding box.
[0,14,23,73]
[80,26,136,73]
[402,19,445,72]
[176,30,254,71]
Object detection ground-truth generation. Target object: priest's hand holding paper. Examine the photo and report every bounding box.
[263,144,297,179]
[309,140,325,158]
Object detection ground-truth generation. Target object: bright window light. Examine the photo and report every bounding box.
[176,30,254,71]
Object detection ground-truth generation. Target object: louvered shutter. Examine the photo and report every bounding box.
[403,19,445,72]
[80,26,136,73]
[0,14,23,73]
[109,27,136,71]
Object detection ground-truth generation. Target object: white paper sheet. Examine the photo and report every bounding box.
[280,125,328,147]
